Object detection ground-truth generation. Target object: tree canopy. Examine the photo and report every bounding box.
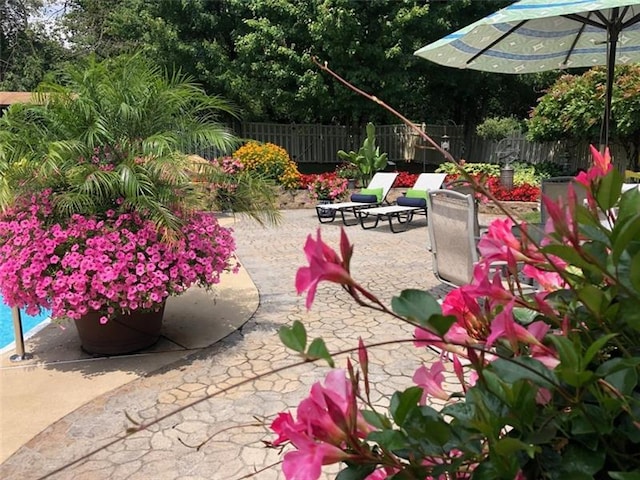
[1,0,559,133]
[528,65,640,169]
[0,0,68,90]
[51,0,543,128]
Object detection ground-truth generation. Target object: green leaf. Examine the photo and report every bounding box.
[612,213,640,264]
[575,284,605,314]
[596,357,640,377]
[494,437,537,458]
[583,333,617,365]
[512,306,539,325]
[391,289,442,328]
[559,443,605,476]
[336,464,377,480]
[427,314,457,337]
[361,410,390,430]
[367,429,407,451]
[547,335,581,371]
[278,320,306,353]
[403,406,451,446]
[306,338,334,367]
[390,387,422,427]
[629,252,640,293]
[605,366,638,396]
[541,245,594,269]
[489,357,557,389]
[596,168,623,210]
[617,188,640,222]
[609,472,640,480]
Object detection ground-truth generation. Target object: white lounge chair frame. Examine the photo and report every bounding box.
[315,172,398,226]
[356,173,447,233]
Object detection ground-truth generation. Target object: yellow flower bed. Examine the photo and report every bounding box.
[233,141,301,189]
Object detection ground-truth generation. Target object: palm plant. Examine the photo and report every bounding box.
[0,53,279,229]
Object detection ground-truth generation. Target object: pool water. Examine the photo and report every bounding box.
[0,300,50,350]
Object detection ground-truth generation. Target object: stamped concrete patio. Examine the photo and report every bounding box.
[0,208,459,479]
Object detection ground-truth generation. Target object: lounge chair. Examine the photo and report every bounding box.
[355,173,447,233]
[625,170,640,183]
[315,172,398,225]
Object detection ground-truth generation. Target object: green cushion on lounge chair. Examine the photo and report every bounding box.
[359,187,383,203]
[405,188,428,200]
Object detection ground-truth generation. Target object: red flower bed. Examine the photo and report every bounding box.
[393,171,419,188]
[445,174,539,202]
[298,173,316,189]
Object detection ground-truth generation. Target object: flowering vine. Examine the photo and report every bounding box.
[268,146,640,479]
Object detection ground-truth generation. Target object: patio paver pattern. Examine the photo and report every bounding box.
[1,209,454,480]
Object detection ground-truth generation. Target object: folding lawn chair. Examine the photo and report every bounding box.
[355,173,447,233]
[315,172,398,226]
[540,176,588,226]
[427,189,479,287]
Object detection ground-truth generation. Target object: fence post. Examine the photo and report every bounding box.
[10,307,33,362]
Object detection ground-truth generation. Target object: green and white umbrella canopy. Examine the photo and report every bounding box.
[414,0,640,144]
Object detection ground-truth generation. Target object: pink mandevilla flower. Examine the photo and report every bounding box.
[413,360,450,402]
[576,145,612,187]
[270,369,373,480]
[295,229,355,310]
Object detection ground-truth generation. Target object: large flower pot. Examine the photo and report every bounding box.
[74,303,165,355]
[317,198,334,218]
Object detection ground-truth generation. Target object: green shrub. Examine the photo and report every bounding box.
[436,162,500,177]
[476,116,523,141]
[438,160,565,188]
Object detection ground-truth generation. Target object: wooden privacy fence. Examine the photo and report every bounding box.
[189,122,633,173]
[466,133,632,174]
[239,122,465,166]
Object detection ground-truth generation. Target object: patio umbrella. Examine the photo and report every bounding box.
[414,0,640,146]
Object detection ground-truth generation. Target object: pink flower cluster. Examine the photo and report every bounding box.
[211,156,245,175]
[305,173,349,201]
[78,145,118,172]
[270,369,376,480]
[0,191,238,322]
[276,147,617,479]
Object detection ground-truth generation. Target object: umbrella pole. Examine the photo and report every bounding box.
[603,12,621,150]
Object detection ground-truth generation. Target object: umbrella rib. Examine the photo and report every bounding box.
[466,20,528,66]
[622,11,640,29]
[564,13,607,30]
[563,13,590,66]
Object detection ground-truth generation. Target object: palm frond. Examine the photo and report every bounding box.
[0,53,278,232]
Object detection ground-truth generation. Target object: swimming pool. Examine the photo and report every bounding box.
[0,299,50,350]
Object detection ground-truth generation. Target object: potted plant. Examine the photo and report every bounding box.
[335,163,360,189]
[337,122,388,186]
[305,173,348,218]
[306,173,349,202]
[0,53,278,354]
